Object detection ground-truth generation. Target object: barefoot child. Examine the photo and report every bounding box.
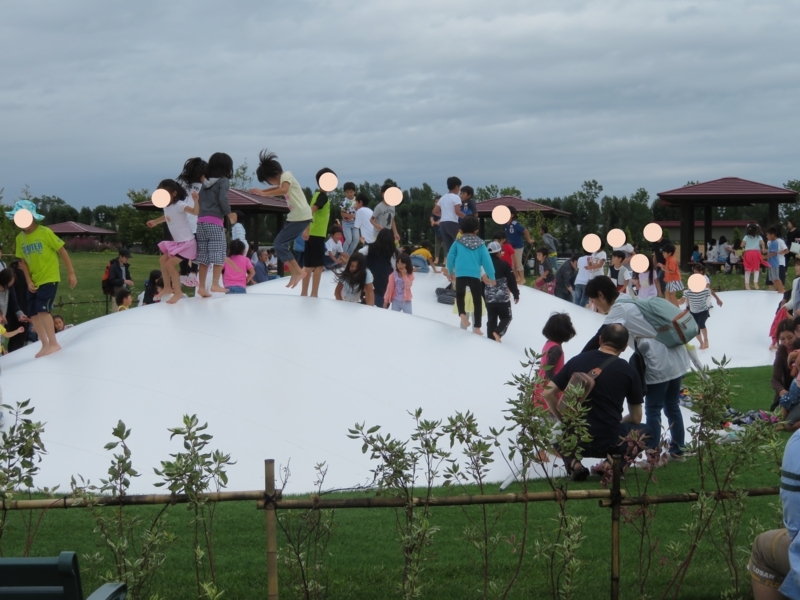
[224,240,255,294]
[446,217,495,335]
[250,150,312,289]
[7,200,77,358]
[383,253,414,313]
[766,226,786,294]
[682,264,722,350]
[146,179,200,304]
[658,243,682,307]
[197,152,238,297]
[743,223,767,290]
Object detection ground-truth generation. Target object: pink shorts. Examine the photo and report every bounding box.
[158,238,197,260]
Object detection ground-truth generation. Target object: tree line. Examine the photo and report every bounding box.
[2,173,798,255]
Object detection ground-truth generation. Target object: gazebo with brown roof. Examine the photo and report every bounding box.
[48,222,117,239]
[657,178,798,269]
[475,196,570,238]
[133,188,289,247]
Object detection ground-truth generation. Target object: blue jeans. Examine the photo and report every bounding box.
[573,284,587,307]
[342,220,359,255]
[226,286,247,294]
[645,377,685,455]
[410,255,429,273]
[391,299,412,314]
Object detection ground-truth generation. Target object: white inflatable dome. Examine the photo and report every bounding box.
[0,272,777,494]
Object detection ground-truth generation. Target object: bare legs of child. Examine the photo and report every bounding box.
[301,266,323,297]
[285,259,307,289]
[665,291,680,307]
[31,313,60,358]
[197,264,228,297]
[697,329,709,350]
[158,254,184,303]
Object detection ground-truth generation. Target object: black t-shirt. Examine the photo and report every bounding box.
[551,350,644,442]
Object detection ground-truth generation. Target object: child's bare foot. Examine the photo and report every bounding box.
[155,287,173,300]
[770,344,778,351]
[754,284,760,290]
[198,288,212,298]
[289,270,307,289]
[493,332,502,343]
[744,285,750,291]
[460,315,470,329]
[41,343,62,356]
[473,328,484,336]
[166,291,184,304]
[211,284,228,294]
[35,345,50,358]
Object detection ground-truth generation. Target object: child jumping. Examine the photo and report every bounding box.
[383,253,414,313]
[7,200,77,358]
[658,243,683,307]
[250,150,312,289]
[485,241,520,342]
[446,217,495,335]
[146,179,200,304]
[197,152,237,298]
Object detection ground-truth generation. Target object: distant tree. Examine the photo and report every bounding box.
[231,160,253,190]
[499,186,522,198]
[45,204,79,225]
[475,185,499,201]
[782,180,800,223]
[93,205,119,230]
[116,189,161,253]
[78,206,94,225]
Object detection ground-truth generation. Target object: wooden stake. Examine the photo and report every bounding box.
[265,459,278,600]
[610,455,621,600]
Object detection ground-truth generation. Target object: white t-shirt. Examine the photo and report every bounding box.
[231,223,248,255]
[616,265,632,288]
[178,180,201,234]
[354,207,375,244]
[342,269,374,302]
[613,243,634,258]
[574,256,591,286]
[325,238,343,255]
[437,193,462,223]
[778,238,788,267]
[588,251,607,279]
[604,301,691,385]
[164,200,195,243]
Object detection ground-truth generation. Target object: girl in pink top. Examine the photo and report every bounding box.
[223,240,255,294]
[533,313,576,409]
[383,253,414,314]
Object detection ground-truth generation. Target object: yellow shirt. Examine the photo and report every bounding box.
[15,225,64,286]
[118,306,128,311]
[411,248,432,262]
[281,171,312,222]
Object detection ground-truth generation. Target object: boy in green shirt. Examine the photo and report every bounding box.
[6,200,78,358]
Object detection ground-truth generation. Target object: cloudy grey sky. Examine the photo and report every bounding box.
[1,0,798,208]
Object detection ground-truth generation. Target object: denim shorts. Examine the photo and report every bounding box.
[226,286,247,294]
[27,282,58,316]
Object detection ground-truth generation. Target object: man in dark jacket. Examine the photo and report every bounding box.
[484,241,520,342]
[555,254,578,302]
[108,248,134,310]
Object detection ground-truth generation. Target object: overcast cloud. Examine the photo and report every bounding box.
[1,0,799,208]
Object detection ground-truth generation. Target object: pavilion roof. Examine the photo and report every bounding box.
[133,189,289,213]
[657,177,797,206]
[475,196,571,217]
[48,221,117,235]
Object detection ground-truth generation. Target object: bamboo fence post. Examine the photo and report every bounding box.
[610,454,621,600]
[265,459,278,600]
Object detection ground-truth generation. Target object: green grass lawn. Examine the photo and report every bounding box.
[0,366,786,599]
[53,251,163,324]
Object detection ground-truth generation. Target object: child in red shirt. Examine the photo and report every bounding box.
[493,231,515,269]
[657,242,683,307]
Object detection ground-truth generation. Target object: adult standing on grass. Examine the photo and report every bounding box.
[432,177,465,259]
[503,206,534,285]
[583,276,691,462]
[787,219,800,262]
[107,248,134,311]
[7,200,77,358]
[748,427,800,599]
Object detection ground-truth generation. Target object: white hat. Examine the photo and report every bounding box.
[487,241,502,254]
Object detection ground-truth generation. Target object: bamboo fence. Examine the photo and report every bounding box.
[0,457,781,600]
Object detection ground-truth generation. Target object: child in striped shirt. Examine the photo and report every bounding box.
[682,263,723,350]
